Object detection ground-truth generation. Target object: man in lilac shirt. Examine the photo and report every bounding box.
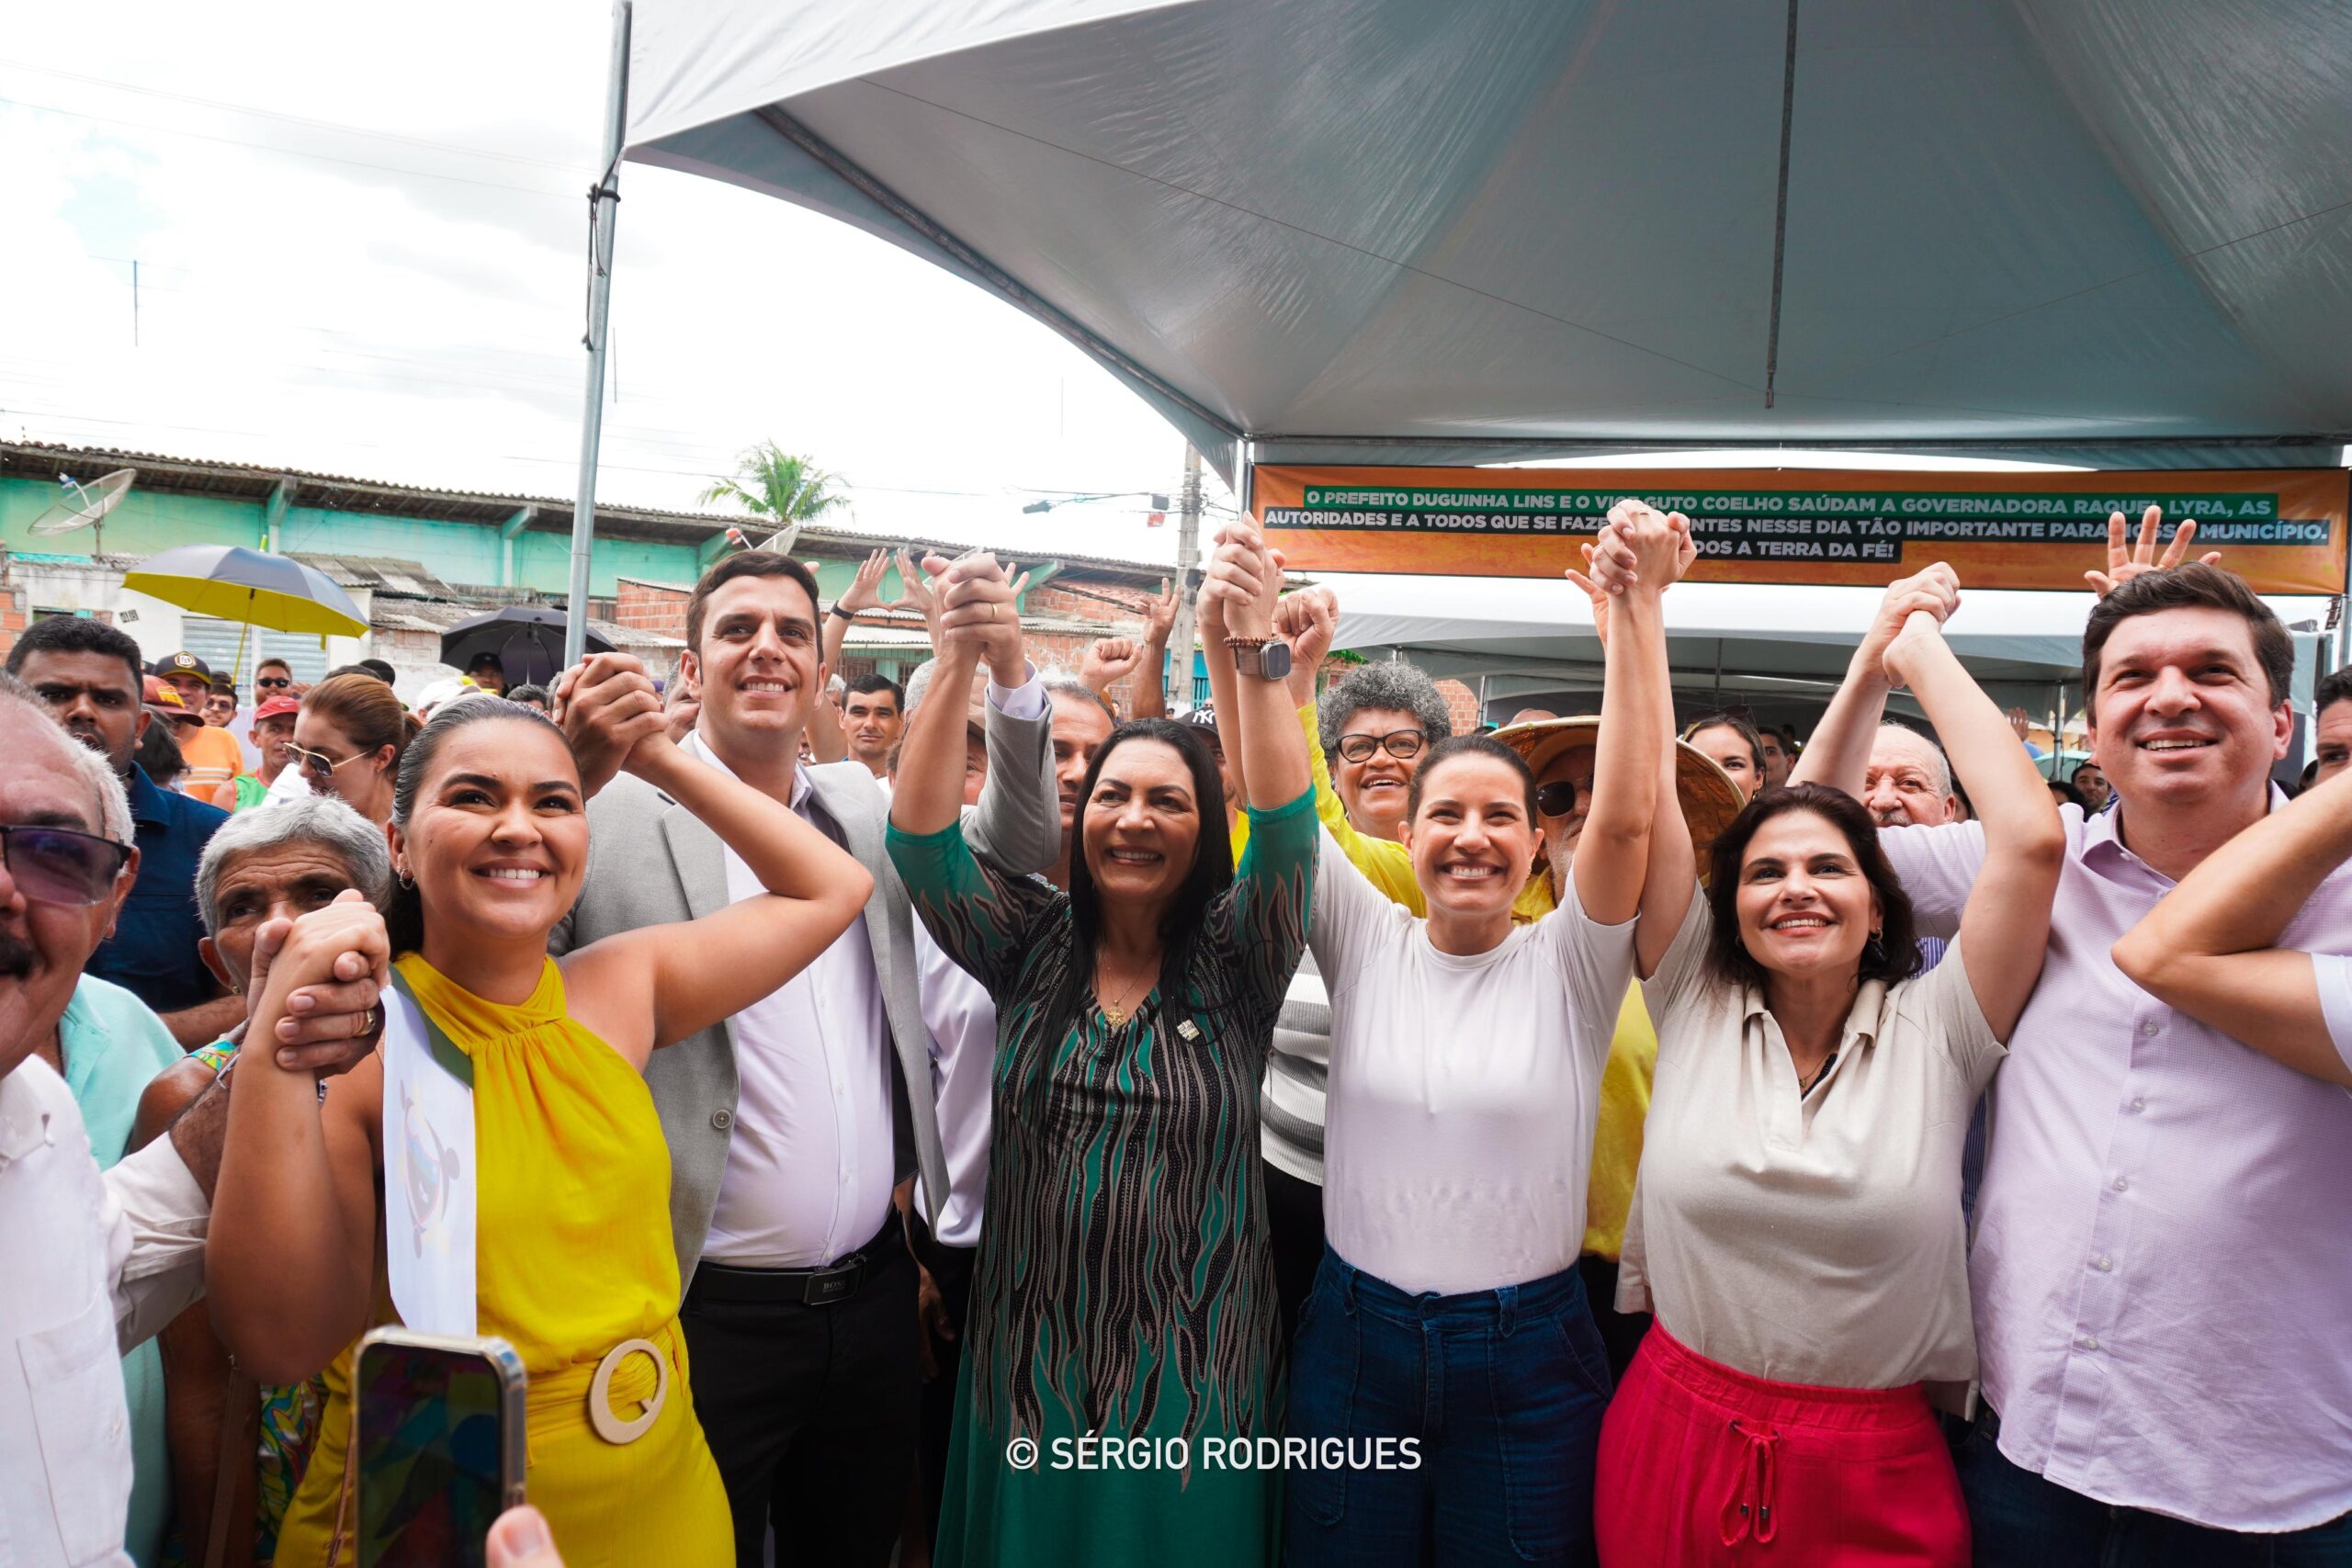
[1797,540,2352,1562]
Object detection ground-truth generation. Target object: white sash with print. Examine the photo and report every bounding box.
[379,974,477,1336]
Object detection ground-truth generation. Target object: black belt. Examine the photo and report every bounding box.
[691,1212,903,1308]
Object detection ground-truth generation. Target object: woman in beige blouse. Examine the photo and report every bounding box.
[1594,597,2064,1568]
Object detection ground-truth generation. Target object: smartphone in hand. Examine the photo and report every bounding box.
[355,1328,527,1568]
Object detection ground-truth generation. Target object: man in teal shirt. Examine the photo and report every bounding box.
[60,972,186,1566]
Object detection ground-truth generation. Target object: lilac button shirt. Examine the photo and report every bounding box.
[1883,796,2352,1531]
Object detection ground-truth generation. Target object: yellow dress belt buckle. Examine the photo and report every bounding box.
[588,1337,670,1445]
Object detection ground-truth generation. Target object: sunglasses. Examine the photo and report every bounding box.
[283,742,369,783]
[1535,780,1584,818]
[1335,730,1427,765]
[254,674,293,690]
[1,824,131,907]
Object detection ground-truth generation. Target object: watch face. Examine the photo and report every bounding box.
[1261,642,1293,679]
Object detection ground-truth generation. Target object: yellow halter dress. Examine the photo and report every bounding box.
[275,953,732,1567]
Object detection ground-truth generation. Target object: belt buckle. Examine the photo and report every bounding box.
[588,1337,670,1445]
[808,1267,857,1305]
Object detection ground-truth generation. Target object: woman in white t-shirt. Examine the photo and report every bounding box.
[1273,499,1687,1568]
[1595,601,2065,1568]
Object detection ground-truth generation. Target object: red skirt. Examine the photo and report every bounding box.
[1595,1323,1968,1567]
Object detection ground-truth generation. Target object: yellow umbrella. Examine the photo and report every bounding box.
[121,545,368,638]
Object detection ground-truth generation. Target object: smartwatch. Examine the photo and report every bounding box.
[1230,639,1293,681]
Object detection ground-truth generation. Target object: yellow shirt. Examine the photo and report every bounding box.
[1233,705,1655,1260]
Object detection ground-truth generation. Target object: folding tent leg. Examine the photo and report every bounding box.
[567,0,632,671]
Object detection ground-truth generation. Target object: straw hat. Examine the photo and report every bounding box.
[1489,716,1747,868]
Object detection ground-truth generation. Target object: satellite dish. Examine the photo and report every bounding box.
[28,468,136,556]
[721,520,801,558]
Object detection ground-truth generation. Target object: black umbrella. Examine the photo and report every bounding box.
[439,606,614,690]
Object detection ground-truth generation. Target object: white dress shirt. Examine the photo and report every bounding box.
[1,1056,208,1568]
[1310,829,1636,1297]
[1884,798,2352,1530]
[911,919,993,1250]
[687,731,898,1269]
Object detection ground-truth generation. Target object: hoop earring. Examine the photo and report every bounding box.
[396,869,415,891]
[1864,930,1887,968]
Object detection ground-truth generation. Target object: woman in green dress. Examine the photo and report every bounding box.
[887,536,1316,1566]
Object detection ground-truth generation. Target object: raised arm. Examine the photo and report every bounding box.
[556,653,873,1060]
[1885,612,2065,1038]
[1570,499,1679,926]
[1199,519,1310,811]
[1133,577,1179,719]
[1569,508,1698,969]
[1789,564,1962,797]
[2112,763,2352,1088]
[210,895,389,1381]
[820,547,891,674]
[893,552,1030,838]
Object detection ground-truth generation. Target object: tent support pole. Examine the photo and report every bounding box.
[566,0,631,669]
[1169,444,1204,710]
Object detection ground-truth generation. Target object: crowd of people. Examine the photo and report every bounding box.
[5,500,2349,1568]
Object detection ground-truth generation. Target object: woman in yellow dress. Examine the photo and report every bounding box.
[208,661,874,1566]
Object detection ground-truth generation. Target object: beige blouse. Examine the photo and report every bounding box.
[1619,893,2005,1390]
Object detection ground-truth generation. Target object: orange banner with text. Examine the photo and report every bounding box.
[1253,465,2351,594]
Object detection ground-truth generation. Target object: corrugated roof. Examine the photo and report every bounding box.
[1,438,1174,585]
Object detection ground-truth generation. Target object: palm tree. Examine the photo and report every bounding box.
[700,442,850,525]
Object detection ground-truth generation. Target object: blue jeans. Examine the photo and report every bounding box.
[1954,1404,2352,1567]
[1283,1247,1611,1568]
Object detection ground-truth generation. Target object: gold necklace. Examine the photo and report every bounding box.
[1097,969,1150,1026]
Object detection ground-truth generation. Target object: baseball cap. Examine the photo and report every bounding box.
[143,682,203,725]
[252,694,301,722]
[152,651,213,681]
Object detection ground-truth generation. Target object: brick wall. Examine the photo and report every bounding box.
[1434,679,1482,735]
[615,577,690,641]
[0,576,26,664]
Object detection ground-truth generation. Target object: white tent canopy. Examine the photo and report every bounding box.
[628,0,2352,483]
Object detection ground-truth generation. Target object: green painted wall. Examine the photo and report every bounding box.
[0,477,704,597]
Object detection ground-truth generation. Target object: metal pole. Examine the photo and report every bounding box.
[1169,443,1204,708]
[565,0,631,669]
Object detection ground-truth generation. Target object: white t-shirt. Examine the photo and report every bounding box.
[1622,894,2004,1389]
[1310,829,1635,1297]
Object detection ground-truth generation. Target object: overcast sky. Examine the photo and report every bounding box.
[0,1,1234,565]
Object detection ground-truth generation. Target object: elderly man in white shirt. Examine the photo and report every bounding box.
[1,681,382,1567]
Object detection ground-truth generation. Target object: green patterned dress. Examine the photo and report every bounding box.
[888,786,1318,1568]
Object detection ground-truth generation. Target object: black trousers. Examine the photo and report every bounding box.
[1262,1158,1327,1353]
[681,1232,921,1568]
[908,1211,976,1542]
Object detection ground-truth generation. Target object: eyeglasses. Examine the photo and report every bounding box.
[1335,730,1427,765]
[1,824,131,907]
[254,675,293,690]
[284,742,368,783]
[1535,780,1582,818]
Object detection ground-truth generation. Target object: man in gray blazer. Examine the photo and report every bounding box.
[552,549,1054,1568]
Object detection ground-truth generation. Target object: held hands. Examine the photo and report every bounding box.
[246,909,387,1073]
[1198,521,1283,640]
[551,652,673,797]
[2086,506,2222,597]
[1859,563,1962,682]
[1566,498,1696,641]
[254,891,390,1075]
[924,551,1028,681]
[1880,610,1947,691]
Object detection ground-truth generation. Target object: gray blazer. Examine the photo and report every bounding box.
[550,700,1059,1281]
